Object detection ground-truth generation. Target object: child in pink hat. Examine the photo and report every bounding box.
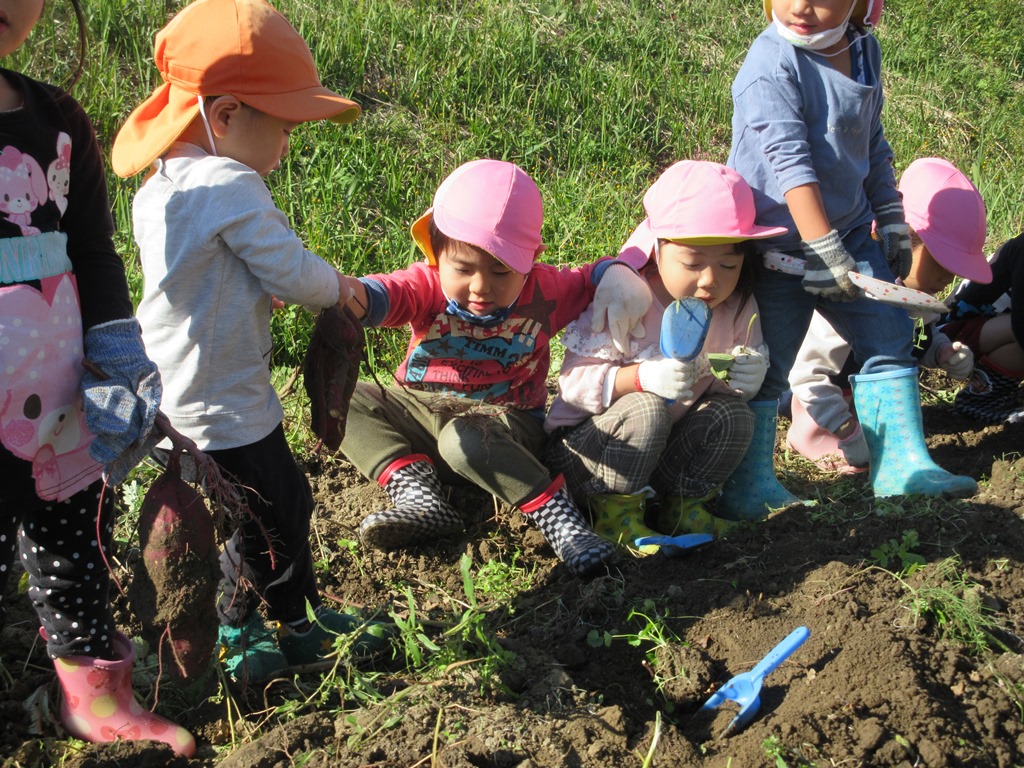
[544,161,787,545]
[786,157,992,472]
[337,159,652,577]
[725,0,978,513]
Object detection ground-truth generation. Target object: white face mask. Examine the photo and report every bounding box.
[772,1,857,53]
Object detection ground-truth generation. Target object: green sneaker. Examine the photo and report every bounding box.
[278,607,396,666]
[218,612,289,685]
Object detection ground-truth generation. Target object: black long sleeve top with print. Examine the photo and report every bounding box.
[0,68,131,329]
[947,233,1022,349]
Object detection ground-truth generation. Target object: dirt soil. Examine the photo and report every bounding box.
[2,373,1024,768]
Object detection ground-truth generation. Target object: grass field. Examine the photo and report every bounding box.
[12,0,1024,373]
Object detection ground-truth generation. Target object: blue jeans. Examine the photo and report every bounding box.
[755,224,915,401]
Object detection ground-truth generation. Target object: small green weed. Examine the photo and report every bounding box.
[869,529,926,575]
[902,557,1015,655]
[586,598,684,702]
[761,734,818,767]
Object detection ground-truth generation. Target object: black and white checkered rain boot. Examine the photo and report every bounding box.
[359,455,464,550]
[954,358,1024,424]
[520,477,615,577]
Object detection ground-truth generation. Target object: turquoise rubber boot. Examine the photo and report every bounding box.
[850,368,977,498]
[717,400,804,521]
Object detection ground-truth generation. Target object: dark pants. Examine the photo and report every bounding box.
[1,448,116,659]
[202,425,320,627]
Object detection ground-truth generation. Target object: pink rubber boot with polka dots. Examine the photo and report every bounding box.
[49,630,196,756]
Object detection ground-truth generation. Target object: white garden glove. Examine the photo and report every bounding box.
[637,357,695,401]
[838,422,870,468]
[874,198,913,280]
[922,333,974,381]
[591,263,651,354]
[726,345,768,399]
[800,230,862,301]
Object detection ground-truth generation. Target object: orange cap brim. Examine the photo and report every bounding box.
[111,82,360,178]
[112,82,200,178]
[410,208,437,264]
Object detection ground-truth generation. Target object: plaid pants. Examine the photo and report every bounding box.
[545,392,753,501]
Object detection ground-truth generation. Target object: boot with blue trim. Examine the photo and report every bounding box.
[217,611,288,686]
[851,367,977,498]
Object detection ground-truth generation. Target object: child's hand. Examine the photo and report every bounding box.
[637,357,695,401]
[800,230,862,301]
[591,264,652,354]
[81,318,163,484]
[271,296,285,310]
[726,345,767,399]
[926,334,974,380]
[874,199,913,280]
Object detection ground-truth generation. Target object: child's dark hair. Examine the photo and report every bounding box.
[656,238,759,306]
[428,218,457,261]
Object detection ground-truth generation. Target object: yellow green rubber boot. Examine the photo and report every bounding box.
[655,490,736,538]
[588,491,662,555]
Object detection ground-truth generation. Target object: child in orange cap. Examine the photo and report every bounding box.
[785,157,992,472]
[1,0,193,755]
[111,0,392,688]
[545,161,786,547]
[334,158,652,577]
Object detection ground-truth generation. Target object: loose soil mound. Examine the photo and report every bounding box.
[2,382,1022,768]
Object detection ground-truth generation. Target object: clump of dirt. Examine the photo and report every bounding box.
[2,383,1023,768]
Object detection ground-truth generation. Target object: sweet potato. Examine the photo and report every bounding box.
[128,451,220,680]
[303,304,364,451]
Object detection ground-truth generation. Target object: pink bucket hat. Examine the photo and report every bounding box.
[618,161,788,268]
[899,158,991,284]
[410,159,545,275]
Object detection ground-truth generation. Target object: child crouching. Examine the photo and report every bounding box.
[337,159,652,576]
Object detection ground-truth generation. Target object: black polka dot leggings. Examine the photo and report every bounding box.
[1,449,117,660]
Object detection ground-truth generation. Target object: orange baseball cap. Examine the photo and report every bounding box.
[111,0,360,177]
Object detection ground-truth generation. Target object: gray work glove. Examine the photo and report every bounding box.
[81,318,162,484]
[800,230,862,301]
[874,198,913,280]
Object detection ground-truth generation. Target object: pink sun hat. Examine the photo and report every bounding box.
[899,158,991,284]
[618,160,788,268]
[410,159,545,274]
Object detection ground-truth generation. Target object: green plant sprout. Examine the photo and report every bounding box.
[869,529,927,575]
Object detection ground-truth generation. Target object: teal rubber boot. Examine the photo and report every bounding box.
[278,607,396,666]
[717,400,803,521]
[218,612,288,686]
[851,368,977,498]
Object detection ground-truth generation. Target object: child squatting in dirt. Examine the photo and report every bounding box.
[334,158,654,577]
[544,161,786,549]
[110,0,393,687]
[784,157,993,474]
